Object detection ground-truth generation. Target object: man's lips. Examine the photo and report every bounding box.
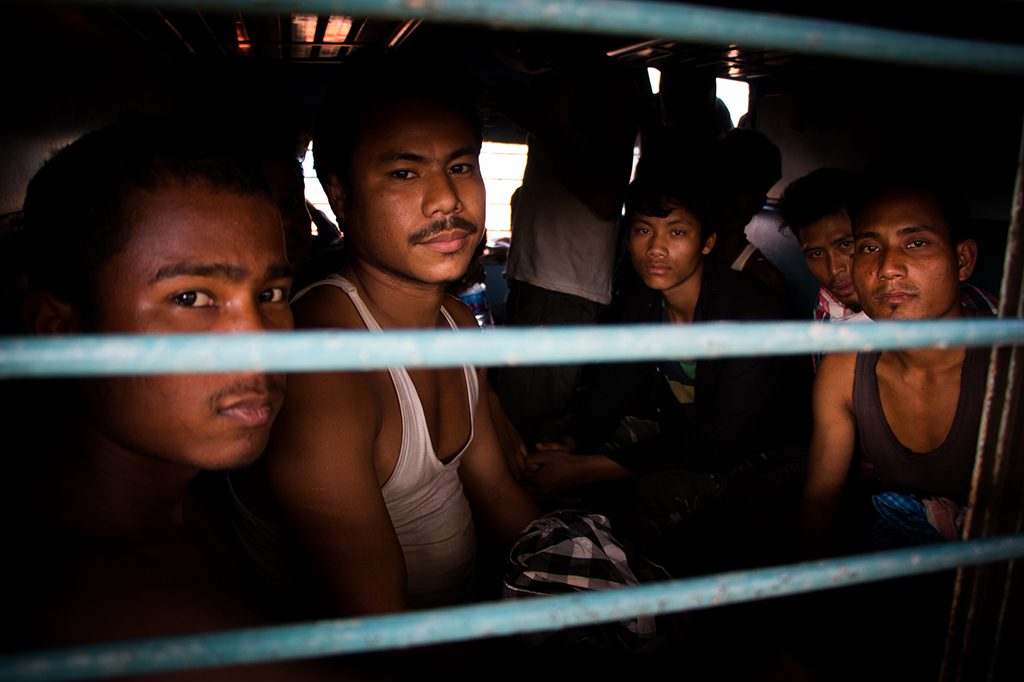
[643,261,670,275]
[874,288,917,303]
[416,230,471,254]
[218,391,282,427]
[831,281,855,298]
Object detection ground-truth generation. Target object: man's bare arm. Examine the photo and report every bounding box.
[525,449,631,501]
[265,289,408,615]
[799,352,858,559]
[485,381,530,482]
[447,302,541,548]
[460,365,543,549]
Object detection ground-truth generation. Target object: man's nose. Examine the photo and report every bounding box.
[877,247,905,279]
[219,299,279,333]
[829,252,848,276]
[646,234,667,256]
[423,172,461,217]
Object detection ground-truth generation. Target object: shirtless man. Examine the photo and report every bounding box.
[799,171,987,558]
[6,114,349,679]
[244,52,540,615]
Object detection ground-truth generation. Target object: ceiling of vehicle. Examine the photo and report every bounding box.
[12,2,1024,80]
[0,0,1019,164]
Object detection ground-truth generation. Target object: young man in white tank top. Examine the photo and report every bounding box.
[242,52,540,616]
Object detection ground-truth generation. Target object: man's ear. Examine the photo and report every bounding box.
[702,232,718,255]
[23,290,83,335]
[325,175,348,225]
[955,239,978,282]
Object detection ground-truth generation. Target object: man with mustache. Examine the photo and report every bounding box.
[5,114,354,678]
[799,169,990,558]
[779,167,996,372]
[240,51,540,616]
[791,168,996,682]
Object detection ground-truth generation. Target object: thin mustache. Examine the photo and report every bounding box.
[408,217,479,245]
[210,376,286,407]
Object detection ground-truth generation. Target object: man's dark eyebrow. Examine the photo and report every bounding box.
[374,146,479,166]
[265,262,294,281]
[375,151,428,165]
[897,224,940,236]
[152,262,250,283]
[854,224,940,241]
[448,146,479,162]
[154,261,293,284]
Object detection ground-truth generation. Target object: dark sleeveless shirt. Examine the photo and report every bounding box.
[852,346,989,503]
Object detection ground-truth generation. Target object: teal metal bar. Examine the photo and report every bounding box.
[2,535,1022,681]
[1,319,1022,378]
[42,0,1024,74]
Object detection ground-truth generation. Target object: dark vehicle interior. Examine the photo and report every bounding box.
[1,2,1023,680]
[3,2,1023,314]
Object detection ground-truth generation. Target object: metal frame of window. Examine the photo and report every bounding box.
[3,1,1024,680]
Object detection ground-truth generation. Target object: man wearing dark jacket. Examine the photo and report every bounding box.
[525,170,810,572]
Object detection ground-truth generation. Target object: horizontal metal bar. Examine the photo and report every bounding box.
[40,0,1024,74]
[3,534,1022,681]
[0,319,1022,378]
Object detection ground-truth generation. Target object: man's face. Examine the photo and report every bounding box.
[334,98,485,286]
[263,156,313,273]
[799,210,858,307]
[853,189,974,321]
[84,179,293,471]
[628,204,715,295]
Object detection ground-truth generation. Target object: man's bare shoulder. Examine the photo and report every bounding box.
[814,352,858,403]
[442,294,481,330]
[292,281,366,331]
[818,351,857,373]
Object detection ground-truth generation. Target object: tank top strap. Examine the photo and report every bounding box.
[291,274,384,332]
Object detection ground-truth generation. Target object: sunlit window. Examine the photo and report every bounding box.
[716,77,749,128]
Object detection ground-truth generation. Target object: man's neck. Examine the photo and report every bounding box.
[345,260,448,329]
[46,421,198,539]
[886,307,972,370]
[888,344,968,374]
[661,264,705,323]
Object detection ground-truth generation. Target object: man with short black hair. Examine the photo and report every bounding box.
[794,169,994,682]
[236,51,540,616]
[800,170,990,557]
[6,114,350,679]
[779,167,865,324]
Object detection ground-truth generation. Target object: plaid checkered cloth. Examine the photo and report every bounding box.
[502,509,674,653]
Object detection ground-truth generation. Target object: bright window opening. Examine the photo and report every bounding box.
[716,77,749,128]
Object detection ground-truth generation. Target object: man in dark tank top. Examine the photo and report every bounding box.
[792,168,993,681]
[799,169,991,556]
